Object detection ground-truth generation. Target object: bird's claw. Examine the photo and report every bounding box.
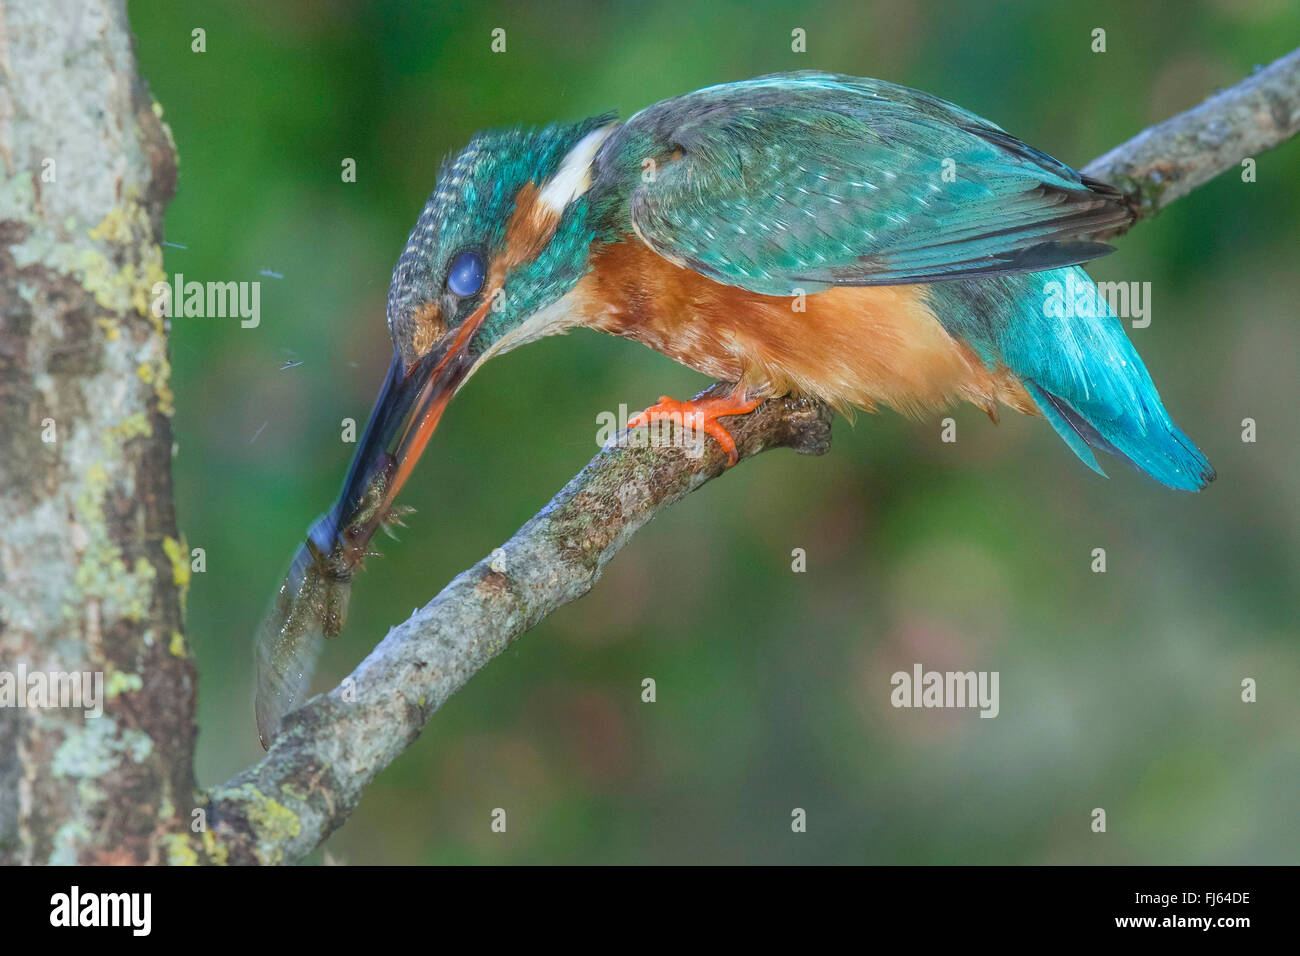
[626,391,762,466]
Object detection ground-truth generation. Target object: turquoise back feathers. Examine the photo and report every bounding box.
[594,71,1133,294]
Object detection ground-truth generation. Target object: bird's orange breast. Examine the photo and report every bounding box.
[576,239,1034,419]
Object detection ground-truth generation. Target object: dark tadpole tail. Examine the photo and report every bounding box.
[253,505,360,750]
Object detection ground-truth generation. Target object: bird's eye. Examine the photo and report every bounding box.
[446,250,485,297]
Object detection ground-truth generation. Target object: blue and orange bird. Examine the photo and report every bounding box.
[255,72,1214,744]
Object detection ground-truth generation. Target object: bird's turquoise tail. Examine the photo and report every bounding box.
[1020,378,1214,491]
[926,268,1215,491]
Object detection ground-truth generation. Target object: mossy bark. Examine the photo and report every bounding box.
[0,0,198,865]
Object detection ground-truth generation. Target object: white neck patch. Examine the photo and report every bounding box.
[537,124,617,216]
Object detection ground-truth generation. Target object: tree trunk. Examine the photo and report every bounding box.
[0,0,195,865]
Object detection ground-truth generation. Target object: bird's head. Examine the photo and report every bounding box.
[313,115,620,566]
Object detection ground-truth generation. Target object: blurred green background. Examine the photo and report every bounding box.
[130,0,1299,864]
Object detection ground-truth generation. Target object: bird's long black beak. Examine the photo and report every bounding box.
[310,299,491,573]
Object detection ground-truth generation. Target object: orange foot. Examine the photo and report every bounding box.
[626,390,763,466]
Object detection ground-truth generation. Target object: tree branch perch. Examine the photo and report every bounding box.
[1083,46,1300,217]
[210,387,832,863]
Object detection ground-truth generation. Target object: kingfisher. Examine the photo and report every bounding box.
[254,71,1214,745]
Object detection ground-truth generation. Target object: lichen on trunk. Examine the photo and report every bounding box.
[0,0,200,865]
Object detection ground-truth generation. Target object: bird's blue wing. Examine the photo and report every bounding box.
[599,72,1132,295]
